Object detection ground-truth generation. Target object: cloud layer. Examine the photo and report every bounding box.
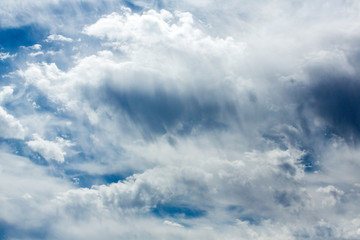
[1,0,360,239]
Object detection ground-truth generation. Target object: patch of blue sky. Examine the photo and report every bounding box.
[123,0,144,12]
[262,132,320,173]
[0,25,51,83]
[298,150,320,173]
[30,41,77,71]
[65,170,127,188]
[2,86,77,128]
[0,60,13,80]
[152,203,207,219]
[0,138,48,166]
[23,87,60,113]
[0,27,81,77]
[0,25,48,53]
[62,142,133,183]
[2,92,52,119]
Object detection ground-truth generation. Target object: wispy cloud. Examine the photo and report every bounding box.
[0,52,16,61]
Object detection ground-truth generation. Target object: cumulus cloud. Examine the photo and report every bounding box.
[45,34,73,42]
[1,0,360,239]
[0,86,14,102]
[0,86,26,139]
[26,134,72,163]
[0,152,72,237]
[0,107,26,139]
[317,185,344,207]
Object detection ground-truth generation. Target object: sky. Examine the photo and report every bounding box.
[1,0,360,239]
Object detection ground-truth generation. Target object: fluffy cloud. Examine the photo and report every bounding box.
[0,86,14,102]
[26,134,72,163]
[45,34,73,42]
[0,152,72,233]
[0,107,26,139]
[0,87,26,139]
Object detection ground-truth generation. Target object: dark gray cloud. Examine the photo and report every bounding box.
[273,190,301,207]
[308,77,360,142]
[102,86,236,137]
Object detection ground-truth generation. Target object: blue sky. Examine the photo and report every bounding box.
[1,0,360,239]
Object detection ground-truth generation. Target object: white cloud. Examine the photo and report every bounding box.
[29,51,44,57]
[163,220,184,228]
[0,52,16,61]
[317,185,344,207]
[317,185,344,195]
[30,44,42,50]
[26,134,73,163]
[22,44,42,50]
[45,34,73,42]
[0,107,26,139]
[0,86,14,103]
[0,86,26,139]
[0,152,71,227]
